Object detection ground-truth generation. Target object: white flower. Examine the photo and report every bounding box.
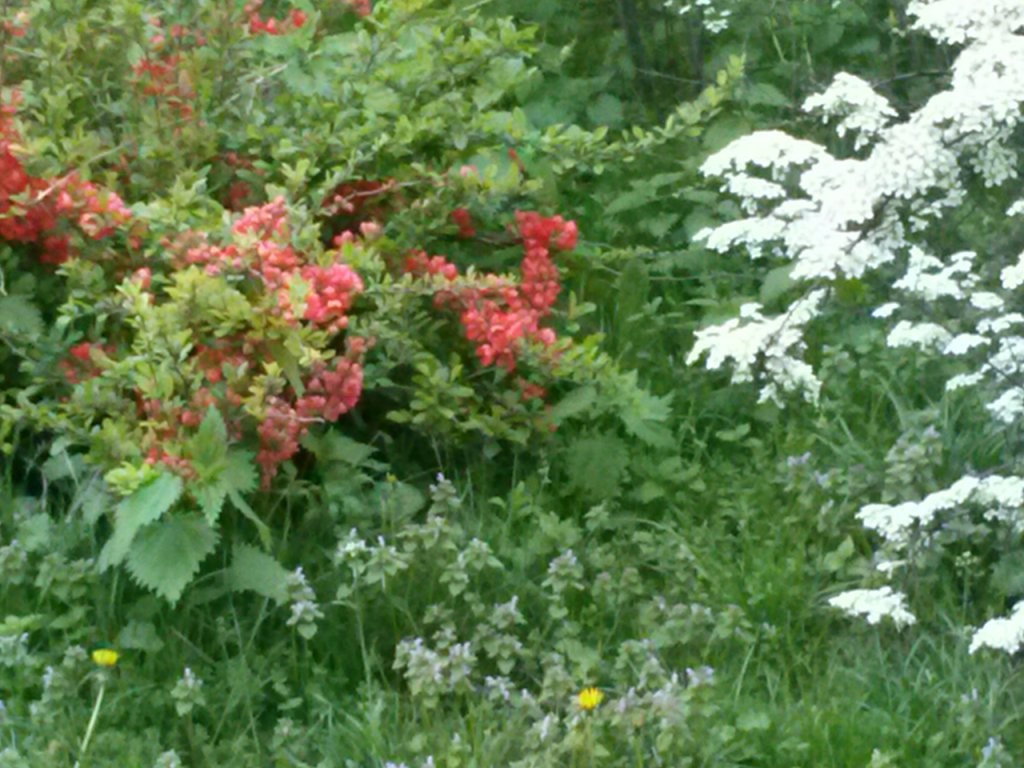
[872,302,900,319]
[803,73,897,149]
[828,587,916,627]
[970,292,1005,310]
[857,476,980,546]
[943,333,988,356]
[987,387,1024,424]
[1000,253,1024,290]
[946,371,985,391]
[686,290,825,404]
[969,602,1024,654]
[701,130,826,179]
[886,320,952,350]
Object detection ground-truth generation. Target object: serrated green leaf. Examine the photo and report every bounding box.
[126,515,218,605]
[188,407,227,478]
[194,483,227,526]
[222,450,258,494]
[98,474,183,571]
[194,448,258,526]
[226,543,290,604]
[565,433,629,502]
[618,389,675,448]
[549,385,597,424]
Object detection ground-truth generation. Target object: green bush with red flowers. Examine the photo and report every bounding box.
[0,0,720,603]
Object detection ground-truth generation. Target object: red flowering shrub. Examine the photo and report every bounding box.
[0,94,130,265]
[0,0,670,604]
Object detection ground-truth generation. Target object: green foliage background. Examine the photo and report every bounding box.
[0,1,1021,767]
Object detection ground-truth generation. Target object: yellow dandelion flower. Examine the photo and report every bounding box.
[90,648,119,668]
[576,686,604,711]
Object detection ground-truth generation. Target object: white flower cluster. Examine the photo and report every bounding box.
[802,73,897,150]
[686,290,825,404]
[857,475,1024,548]
[690,0,1024,410]
[691,0,1024,651]
[662,0,731,34]
[970,602,1024,654]
[828,587,917,628]
[909,0,1024,44]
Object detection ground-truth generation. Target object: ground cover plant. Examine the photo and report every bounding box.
[1,0,1024,766]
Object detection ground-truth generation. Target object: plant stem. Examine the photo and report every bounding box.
[73,678,107,768]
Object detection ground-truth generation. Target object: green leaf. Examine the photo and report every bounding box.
[565,433,629,502]
[760,264,796,305]
[126,515,219,605]
[619,390,675,448]
[823,536,856,573]
[193,450,257,527]
[0,295,43,338]
[117,620,165,653]
[98,474,183,571]
[228,490,271,549]
[222,450,258,494]
[226,543,290,604]
[189,407,227,475]
[992,551,1024,597]
[737,710,772,732]
[742,82,790,108]
[548,385,597,424]
[586,93,624,127]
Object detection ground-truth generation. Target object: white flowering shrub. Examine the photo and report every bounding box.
[690,0,1024,650]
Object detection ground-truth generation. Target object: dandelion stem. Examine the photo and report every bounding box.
[73,678,106,768]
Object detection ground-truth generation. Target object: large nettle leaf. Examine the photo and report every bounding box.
[98,472,183,571]
[226,543,291,605]
[186,407,259,526]
[126,515,219,606]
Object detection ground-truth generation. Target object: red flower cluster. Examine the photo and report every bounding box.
[321,178,395,238]
[343,0,372,17]
[403,250,458,281]
[244,1,307,36]
[450,207,475,239]
[59,342,109,385]
[132,19,205,120]
[257,352,364,487]
[403,211,578,373]
[0,95,130,264]
[255,396,306,485]
[2,10,29,37]
[297,356,363,421]
[293,263,364,331]
[184,198,301,289]
[167,198,367,486]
